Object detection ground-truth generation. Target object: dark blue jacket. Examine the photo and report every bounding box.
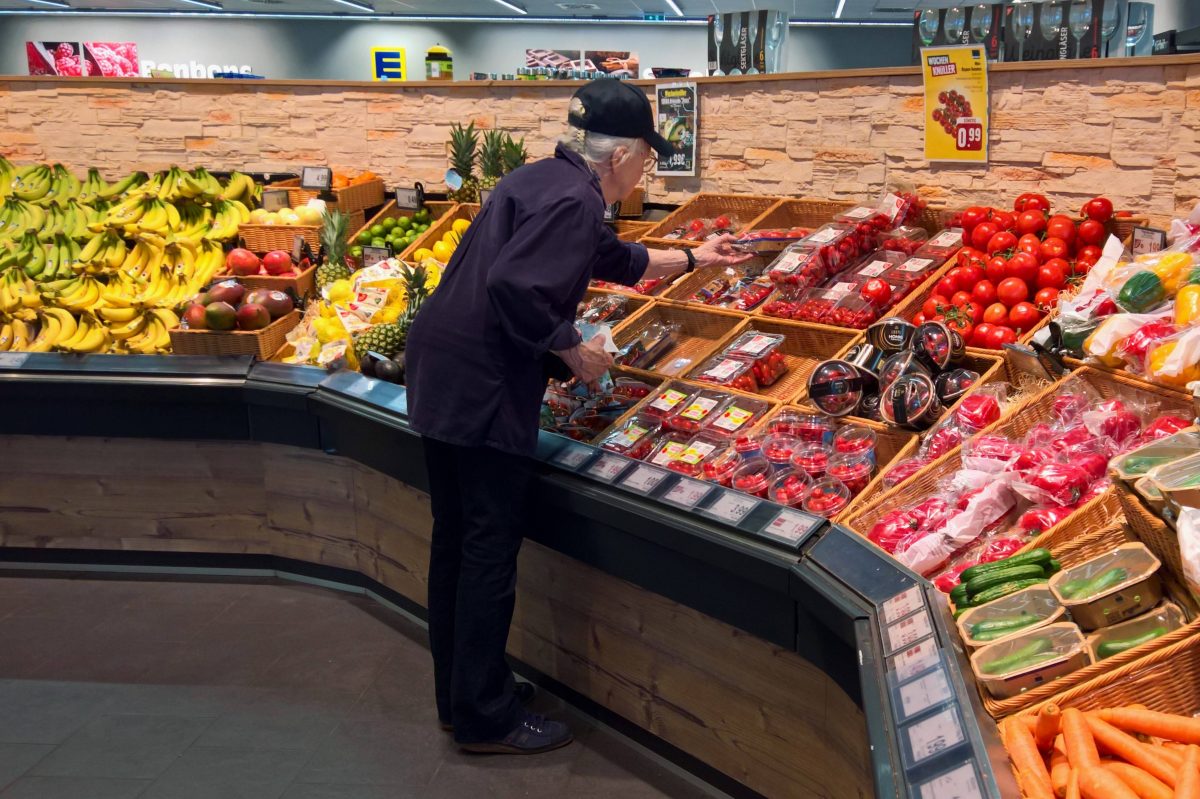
[406,144,649,456]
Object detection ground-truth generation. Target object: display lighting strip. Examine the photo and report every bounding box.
[176,0,222,9]
[664,0,683,16]
[328,0,373,10]
[25,0,71,7]
[489,0,527,14]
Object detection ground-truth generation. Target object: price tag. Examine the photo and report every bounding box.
[620,464,668,494]
[891,638,941,684]
[882,586,925,625]
[763,508,816,544]
[858,260,891,278]
[0,353,30,369]
[840,206,874,220]
[880,192,905,223]
[906,708,965,765]
[900,256,936,273]
[954,118,984,152]
[361,245,391,268]
[886,610,933,654]
[551,445,593,470]
[704,491,759,524]
[261,188,290,212]
[395,186,424,209]
[898,669,953,722]
[918,762,983,799]
[300,166,332,191]
[927,230,962,248]
[1132,226,1168,256]
[479,188,493,206]
[828,281,857,296]
[292,235,305,264]
[662,478,710,509]
[586,453,629,483]
[805,227,840,244]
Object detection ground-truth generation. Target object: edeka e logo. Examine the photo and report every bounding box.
[372,48,406,81]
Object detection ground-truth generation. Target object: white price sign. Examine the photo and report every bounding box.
[620,464,668,494]
[899,669,953,722]
[552,445,593,470]
[395,187,422,208]
[705,492,759,524]
[763,509,814,543]
[886,610,933,654]
[907,708,965,765]
[0,353,30,368]
[586,453,629,483]
[882,586,925,625]
[891,638,941,684]
[662,478,710,509]
[918,763,983,799]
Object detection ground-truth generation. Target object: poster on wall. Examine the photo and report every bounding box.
[524,49,582,70]
[921,45,989,164]
[371,47,406,81]
[655,83,696,177]
[27,41,83,76]
[27,41,139,77]
[583,51,639,77]
[83,42,139,77]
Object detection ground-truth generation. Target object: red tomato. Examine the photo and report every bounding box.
[1076,245,1102,267]
[971,280,997,306]
[985,256,1008,283]
[936,276,959,298]
[1077,218,1107,246]
[1015,211,1048,237]
[1042,256,1071,277]
[1006,252,1040,285]
[912,311,927,326]
[991,210,1016,231]
[957,247,987,268]
[958,263,984,287]
[972,323,994,346]
[1014,193,1051,213]
[946,266,967,290]
[1036,261,1067,290]
[958,299,983,324]
[944,315,973,342]
[923,294,950,318]
[997,277,1030,306]
[951,290,973,307]
[987,326,1018,348]
[960,206,992,231]
[987,230,1018,256]
[1034,287,1060,310]
[1008,301,1042,332]
[1045,216,1077,247]
[971,221,1000,252]
[1082,197,1114,223]
[983,302,1010,326]
[1017,233,1043,258]
[1039,237,1069,262]
[860,278,892,307]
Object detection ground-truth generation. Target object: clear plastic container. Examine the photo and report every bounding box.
[666,431,728,478]
[761,284,806,320]
[879,225,930,256]
[833,425,878,465]
[1087,601,1184,661]
[1112,427,1200,483]
[766,244,827,290]
[724,331,789,387]
[642,385,694,419]
[784,413,836,444]
[577,293,628,325]
[732,457,773,498]
[663,388,733,434]
[1049,543,1163,631]
[802,477,852,517]
[768,468,812,508]
[807,359,868,418]
[792,442,832,481]
[850,251,908,283]
[955,585,1066,649]
[826,292,880,330]
[799,224,861,273]
[733,434,764,461]
[892,256,940,282]
[691,355,760,394]
[701,443,741,486]
[834,205,892,239]
[914,228,965,265]
[704,396,771,438]
[761,433,803,472]
[827,451,873,496]
[645,433,691,468]
[792,287,842,324]
[970,622,1090,699]
[599,414,663,460]
[715,277,774,312]
[615,321,680,370]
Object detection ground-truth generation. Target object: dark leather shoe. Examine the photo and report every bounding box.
[439,681,537,732]
[458,712,573,755]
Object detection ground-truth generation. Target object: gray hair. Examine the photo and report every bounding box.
[558,98,645,173]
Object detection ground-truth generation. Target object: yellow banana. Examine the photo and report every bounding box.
[107,312,148,341]
[10,318,31,350]
[0,320,12,351]
[25,312,59,352]
[42,307,77,341]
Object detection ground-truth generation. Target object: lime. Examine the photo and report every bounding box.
[381,218,396,231]
[350,245,363,257]
[371,238,386,247]
[397,216,412,230]
[370,224,385,238]
[418,223,429,232]
[357,231,372,245]
[413,209,431,224]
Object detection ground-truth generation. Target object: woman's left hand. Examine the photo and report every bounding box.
[695,234,755,269]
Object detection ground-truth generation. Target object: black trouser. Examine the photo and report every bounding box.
[422,437,532,743]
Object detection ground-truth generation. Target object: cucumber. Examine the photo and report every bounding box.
[1064,567,1129,600]
[973,618,1041,642]
[965,564,1050,597]
[950,583,971,606]
[1096,626,1168,659]
[1059,576,1090,597]
[980,637,1053,675]
[970,613,1039,641]
[1046,558,1062,575]
[959,549,1053,584]
[981,649,1060,676]
[970,577,1048,605]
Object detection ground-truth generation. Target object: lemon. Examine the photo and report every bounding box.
[452,219,471,235]
[431,241,453,264]
[327,279,353,304]
[413,248,434,262]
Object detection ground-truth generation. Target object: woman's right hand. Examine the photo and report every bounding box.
[557,336,613,387]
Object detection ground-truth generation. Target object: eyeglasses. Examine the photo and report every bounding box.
[642,155,657,175]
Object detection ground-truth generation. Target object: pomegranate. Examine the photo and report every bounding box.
[262,250,294,276]
[225,248,260,277]
[236,303,271,331]
[245,289,294,319]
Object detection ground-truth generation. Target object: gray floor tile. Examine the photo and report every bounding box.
[0,681,116,745]
[0,776,151,799]
[278,785,396,799]
[141,746,310,799]
[0,744,53,790]
[31,715,214,780]
[295,717,447,787]
[194,691,350,751]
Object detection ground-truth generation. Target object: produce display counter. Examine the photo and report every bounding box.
[0,353,1019,799]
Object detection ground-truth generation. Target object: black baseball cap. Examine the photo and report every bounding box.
[568,79,675,158]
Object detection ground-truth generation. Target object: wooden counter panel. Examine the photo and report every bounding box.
[0,433,871,799]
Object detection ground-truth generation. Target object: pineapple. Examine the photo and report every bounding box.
[397,261,432,338]
[479,129,505,192]
[501,134,529,175]
[351,261,432,362]
[353,322,404,362]
[447,122,480,203]
[316,210,353,290]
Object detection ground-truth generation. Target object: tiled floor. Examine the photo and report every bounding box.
[0,574,726,799]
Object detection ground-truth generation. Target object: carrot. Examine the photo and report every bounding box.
[1052,747,1072,797]
[1103,762,1173,799]
[1101,708,1200,745]
[1005,717,1055,799]
[1152,744,1185,769]
[1066,768,1081,799]
[1037,705,1064,751]
[1176,745,1200,799]
[1080,766,1143,799]
[1064,708,1102,770]
[1086,715,1178,788]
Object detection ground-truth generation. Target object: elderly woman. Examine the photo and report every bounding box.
[405,79,749,755]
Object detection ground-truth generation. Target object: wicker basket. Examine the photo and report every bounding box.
[240,209,365,255]
[269,177,387,215]
[168,309,300,360]
[227,263,318,300]
[612,304,750,381]
[1112,475,1200,607]
[1062,355,1193,400]
[640,193,783,248]
[610,220,655,243]
[659,263,770,307]
[399,204,480,262]
[354,200,458,244]
[620,187,645,218]
[1111,214,1150,243]
[737,198,856,253]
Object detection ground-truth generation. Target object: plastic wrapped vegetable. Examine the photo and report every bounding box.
[1115,318,1178,372]
[1176,283,1200,327]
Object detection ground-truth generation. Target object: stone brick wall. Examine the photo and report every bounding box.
[1,57,1198,221]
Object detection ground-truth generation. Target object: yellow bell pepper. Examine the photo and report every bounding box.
[1148,340,1200,388]
[1176,284,1200,327]
[1149,252,1193,296]
[1083,327,1126,368]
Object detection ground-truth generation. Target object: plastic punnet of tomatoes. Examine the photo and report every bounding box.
[663,388,734,434]
[762,284,805,320]
[793,288,842,323]
[700,442,741,485]
[827,292,880,329]
[792,442,832,481]
[714,277,774,312]
[641,385,695,419]
[880,225,929,256]
[892,255,940,283]
[599,415,663,459]
[692,355,760,393]
[577,294,629,325]
[850,250,908,284]
[914,228,965,266]
[732,457,774,498]
[827,451,874,497]
[666,431,730,477]
[724,331,789,387]
[800,224,862,274]
[703,395,772,438]
[802,477,852,518]
[766,243,827,289]
[834,206,893,249]
[768,468,812,508]
[761,433,803,472]
[833,424,878,465]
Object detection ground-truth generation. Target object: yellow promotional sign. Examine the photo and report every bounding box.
[921,45,989,164]
[372,48,406,81]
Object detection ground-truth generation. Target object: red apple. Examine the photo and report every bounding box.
[262,250,294,276]
[225,248,260,277]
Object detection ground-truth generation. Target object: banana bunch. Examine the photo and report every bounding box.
[43,275,104,314]
[102,195,181,234]
[175,201,213,243]
[75,168,108,205]
[116,308,176,355]
[0,198,47,240]
[0,316,34,352]
[37,200,94,243]
[191,240,225,289]
[36,164,82,207]
[78,230,128,274]
[205,198,250,242]
[0,233,47,280]
[120,235,164,280]
[21,307,81,353]
[0,270,45,313]
[10,164,53,202]
[39,235,82,281]
[0,156,14,199]
[55,312,111,354]
[156,166,209,204]
[95,171,147,201]
[219,171,259,209]
[190,167,224,201]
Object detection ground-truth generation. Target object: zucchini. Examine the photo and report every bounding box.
[1064,567,1129,600]
[965,564,1050,597]
[970,577,1048,605]
[1096,626,1168,659]
[980,637,1053,675]
[959,549,1053,584]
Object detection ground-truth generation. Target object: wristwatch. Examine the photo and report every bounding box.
[683,248,697,273]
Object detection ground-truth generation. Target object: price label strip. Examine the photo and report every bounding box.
[620,464,669,495]
[761,508,817,545]
[917,762,983,799]
[703,491,759,525]
[0,353,30,369]
[905,707,966,768]
[662,478,711,510]
[586,453,630,484]
[885,609,934,656]
[551,444,594,471]
[890,638,942,684]
[897,668,953,723]
[882,585,926,625]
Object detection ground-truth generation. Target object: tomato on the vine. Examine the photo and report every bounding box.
[1082,197,1114,223]
[988,326,1018,348]
[983,302,1010,326]
[971,280,997,306]
[997,277,1030,306]
[936,276,959,298]
[923,294,950,318]
[1008,302,1042,332]
[961,206,992,231]
[951,290,973,308]
[957,247,987,269]
[1015,211,1048,237]
[1036,261,1067,290]
[1076,245,1102,268]
[972,323,994,347]
[1007,252,1040,285]
[971,221,1000,252]
[1077,218,1106,247]
[1046,216,1077,247]
[1014,193,1051,214]
[1017,234,1043,258]
[987,230,1018,256]
[991,210,1016,232]
[912,311,928,326]
[1034,287,1060,311]
[957,299,983,325]
[944,314,973,342]
[1039,237,1069,262]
